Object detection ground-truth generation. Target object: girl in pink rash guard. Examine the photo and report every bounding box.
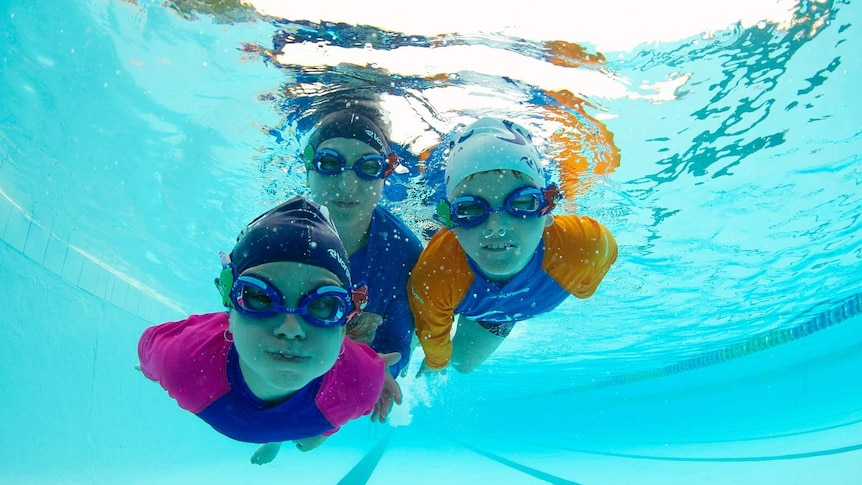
[138,196,400,464]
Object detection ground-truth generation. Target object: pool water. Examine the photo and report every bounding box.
[1,1,861,484]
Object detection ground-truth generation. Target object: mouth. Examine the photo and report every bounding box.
[481,241,519,252]
[331,200,360,209]
[267,351,311,363]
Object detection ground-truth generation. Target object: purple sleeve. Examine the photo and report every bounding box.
[314,338,385,434]
[138,313,232,413]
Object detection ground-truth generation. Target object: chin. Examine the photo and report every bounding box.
[332,204,371,220]
[268,371,314,392]
[478,263,518,281]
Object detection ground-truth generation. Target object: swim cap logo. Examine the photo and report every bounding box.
[328,248,351,282]
[497,120,529,146]
[456,129,475,145]
[519,156,539,175]
[364,128,386,153]
[497,121,541,178]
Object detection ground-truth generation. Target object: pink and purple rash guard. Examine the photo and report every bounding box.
[138,312,384,443]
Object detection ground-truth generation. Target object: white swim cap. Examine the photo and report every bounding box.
[445,117,546,199]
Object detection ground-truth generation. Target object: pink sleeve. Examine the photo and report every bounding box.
[138,313,232,413]
[315,338,385,433]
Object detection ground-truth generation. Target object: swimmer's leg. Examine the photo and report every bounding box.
[251,442,282,465]
[294,434,328,452]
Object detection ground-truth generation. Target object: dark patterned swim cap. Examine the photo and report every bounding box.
[306,110,391,156]
[230,196,351,286]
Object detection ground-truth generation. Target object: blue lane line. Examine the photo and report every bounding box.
[491,415,862,448]
[497,295,862,402]
[337,428,394,485]
[542,441,862,463]
[449,437,586,485]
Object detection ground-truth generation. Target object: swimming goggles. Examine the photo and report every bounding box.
[229,275,367,327]
[305,148,399,180]
[436,184,560,229]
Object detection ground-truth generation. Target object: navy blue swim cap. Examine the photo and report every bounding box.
[306,110,391,156]
[230,196,351,286]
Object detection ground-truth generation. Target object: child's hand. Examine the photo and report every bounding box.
[372,352,403,423]
[415,359,447,377]
[347,312,382,345]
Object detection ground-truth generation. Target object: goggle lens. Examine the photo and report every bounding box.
[238,284,276,312]
[447,186,548,228]
[231,276,350,327]
[315,153,345,173]
[452,200,487,220]
[508,192,542,213]
[310,149,394,180]
[356,157,386,178]
[305,294,345,322]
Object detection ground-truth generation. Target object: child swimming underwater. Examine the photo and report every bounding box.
[303,108,423,379]
[409,117,618,375]
[139,196,399,464]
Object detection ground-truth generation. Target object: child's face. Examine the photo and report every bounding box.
[307,138,385,227]
[451,170,550,283]
[229,261,346,402]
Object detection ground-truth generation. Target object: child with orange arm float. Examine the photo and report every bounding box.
[408,117,618,375]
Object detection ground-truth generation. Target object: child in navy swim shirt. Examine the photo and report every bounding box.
[138,196,399,464]
[304,108,423,380]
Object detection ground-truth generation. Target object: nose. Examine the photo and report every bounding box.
[484,209,506,228]
[481,211,510,238]
[273,313,306,340]
[335,169,361,189]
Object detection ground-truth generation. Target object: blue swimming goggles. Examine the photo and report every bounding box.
[305,148,399,180]
[229,275,367,327]
[436,184,560,229]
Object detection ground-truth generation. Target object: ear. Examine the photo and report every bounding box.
[544,214,555,227]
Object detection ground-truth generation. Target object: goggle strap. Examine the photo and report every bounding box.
[302,144,316,163]
[434,199,457,228]
[303,144,322,172]
[382,153,400,178]
[540,184,561,215]
[215,254,236,308]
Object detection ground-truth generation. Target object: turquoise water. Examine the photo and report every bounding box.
[1,1,861,484]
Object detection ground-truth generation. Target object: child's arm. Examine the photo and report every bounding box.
[416,358,446,376]
[371,295,416,377]
[370,352,403,422]
[408,276,457,371]
[407,231,473,371]
[545,215,618,298]
[316,339,388,429]
[346,311,382,345]
[362,224,424,377]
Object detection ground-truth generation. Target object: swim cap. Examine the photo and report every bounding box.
[230,196,351,286]
[445,117,546,199]
[305,111,392,158]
